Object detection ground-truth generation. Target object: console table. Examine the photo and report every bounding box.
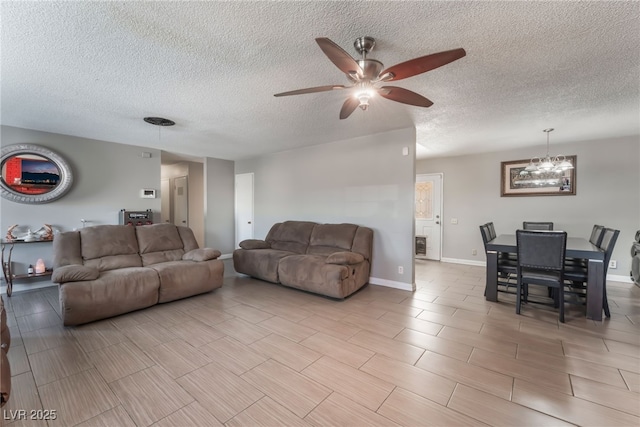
[1,239,53,297]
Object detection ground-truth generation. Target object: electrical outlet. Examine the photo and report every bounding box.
[472,249,477,256]
[451,218,458,224]
[398,266,404,274]
[609,260,617,269]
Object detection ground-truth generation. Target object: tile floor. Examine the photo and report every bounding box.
[1,260,639,426]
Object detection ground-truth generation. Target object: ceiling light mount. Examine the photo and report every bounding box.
[143,117,175,126]
[354,36,376,57]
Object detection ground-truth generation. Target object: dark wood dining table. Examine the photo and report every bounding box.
[485,234,606,321]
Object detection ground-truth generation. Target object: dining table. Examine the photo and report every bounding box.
[485,234,606,321]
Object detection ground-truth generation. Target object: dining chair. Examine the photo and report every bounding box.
[480,224,517,292]
[486,222,497,240]
[564,228,619,318]
[589,224,605,247]
[566,224,605,267]
[523,221,554,230]
[516,230,568,322]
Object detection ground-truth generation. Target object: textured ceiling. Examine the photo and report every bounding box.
[1,1,639,161]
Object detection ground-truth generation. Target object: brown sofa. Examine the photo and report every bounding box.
[1,296,10,407]
[233,221,373,298]
[53,223,224,326]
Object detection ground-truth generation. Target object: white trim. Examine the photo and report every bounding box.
[369,277,414,291]
[219,253,233,260]
[441,257,486,267]
[607,274,633,284]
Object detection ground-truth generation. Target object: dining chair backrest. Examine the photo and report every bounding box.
[589,224,605,247]
[523,221,554,231]
[486,222,497,240]
[599,228,620,273]
[479,224,491,249]
[516,230,567,271]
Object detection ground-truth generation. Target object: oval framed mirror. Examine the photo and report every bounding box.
[0,144,74,204]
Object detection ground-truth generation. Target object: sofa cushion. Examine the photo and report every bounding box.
[326,251,365,265]
[278,254,361,299]
[59,267,160,326]
[80,225,142,271]
[233,248,295,283]
[183,248,221,262]
[307,223,358,256]
[52,231,83,268]
[177,226,199,252]
[239,239,271,250]
[268,221,316,254]
[136,224,186,266]
[52,265,100,283]
[149,260,224,303]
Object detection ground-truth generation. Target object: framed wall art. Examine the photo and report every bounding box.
[500,156,576,197]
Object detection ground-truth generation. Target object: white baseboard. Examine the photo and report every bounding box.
[440,258,633,284]
[369,277,414,291]
[219,253,233,260]
[441,257,486,267]
[607,274,633,284]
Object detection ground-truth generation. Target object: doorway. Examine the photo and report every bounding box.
[415,173,443,260]
[235,173,254,247]
[173,176,189,227]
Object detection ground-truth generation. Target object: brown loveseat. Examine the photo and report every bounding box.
[53,223,224,326]
[233,221,373,298]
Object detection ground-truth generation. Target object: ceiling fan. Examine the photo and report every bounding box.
[274,37,466,119]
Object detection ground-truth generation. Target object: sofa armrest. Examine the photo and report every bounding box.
[183,248,222,262]
[326,252,365,265]
[239,239,271,250]
[1,350,9,407]
[51,265,100,283]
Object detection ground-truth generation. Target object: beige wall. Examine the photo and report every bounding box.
[236,127,417,289]
[1,125,162,277]
[416,135,640,278]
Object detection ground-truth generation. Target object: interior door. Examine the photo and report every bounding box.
[415,173,442,260]
[160,179,171,223]
[235,173,254,247]
[173,176,188,227]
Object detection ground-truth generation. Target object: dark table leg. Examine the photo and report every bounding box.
[485,250,498,302]
[586,259,604,321]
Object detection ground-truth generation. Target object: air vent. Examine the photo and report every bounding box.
[143,117,175,126]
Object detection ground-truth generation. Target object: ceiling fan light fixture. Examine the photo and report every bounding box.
[273,37,466,119]
[514,128,575,187]
[556,156,574,170]
[354,83,376,110]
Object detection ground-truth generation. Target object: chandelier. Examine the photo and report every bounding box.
[519,128,574,178]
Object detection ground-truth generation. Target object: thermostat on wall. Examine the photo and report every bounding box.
[140,189,156,198]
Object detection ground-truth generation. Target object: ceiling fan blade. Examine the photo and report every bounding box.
[340,97,360,119]
[378,86,433,107]
[316,38,363,78]
[274,85,346,97]
[379,48,466,81]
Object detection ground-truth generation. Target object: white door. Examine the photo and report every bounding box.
[235,173,254,247]
[173,176,188,227]
[160,179,171,223]
[415,173,442,260]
